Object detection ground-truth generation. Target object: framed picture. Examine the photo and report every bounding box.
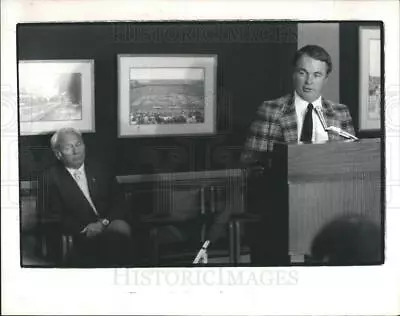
[359,26,381,131]
[117,54,217,137]
[18,60,95,135]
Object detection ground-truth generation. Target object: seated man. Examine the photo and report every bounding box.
[44,127,135,267]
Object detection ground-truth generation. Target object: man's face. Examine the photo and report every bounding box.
[293,54,329,103]
[55,132,85,169]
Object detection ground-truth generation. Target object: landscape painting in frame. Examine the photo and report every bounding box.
[18,60,95,135]
[118,55,217,137]
[359,26,381,131]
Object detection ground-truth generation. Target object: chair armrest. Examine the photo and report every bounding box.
[230,213,261,223]
[140,213,207,225]
[37,219,75,264]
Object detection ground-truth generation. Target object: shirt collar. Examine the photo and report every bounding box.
[66,163,85,176]
[294,91,322,109]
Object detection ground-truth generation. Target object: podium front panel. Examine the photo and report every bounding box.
[274,138,382,262]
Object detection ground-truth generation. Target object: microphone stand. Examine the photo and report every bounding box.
[314,106,359,141]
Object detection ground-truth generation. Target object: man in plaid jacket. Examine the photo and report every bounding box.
[242,44,356,164]
[198,45,357,265]
[242,45,356,265]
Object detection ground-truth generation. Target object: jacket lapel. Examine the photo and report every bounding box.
[84,162,98,208]
[56,163,99,217]
[280,94,298,143]
[321,98,341,140]
[58,165,81,193]
[56,164,92,208]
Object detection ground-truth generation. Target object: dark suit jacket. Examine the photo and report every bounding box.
[44,160,130,235]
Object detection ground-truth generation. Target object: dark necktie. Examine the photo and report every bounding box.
[300,103,314,143]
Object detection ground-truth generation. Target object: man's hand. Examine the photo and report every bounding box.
[81,221,105,238]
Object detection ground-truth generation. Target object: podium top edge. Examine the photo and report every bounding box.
[274,138,381,148]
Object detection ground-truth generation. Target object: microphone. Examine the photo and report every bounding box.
[325,126,359,140]
[315,106,328,130]
[315,106,358,141]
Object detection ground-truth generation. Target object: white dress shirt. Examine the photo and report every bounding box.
[66,163,99,216]
[294,91,329,143]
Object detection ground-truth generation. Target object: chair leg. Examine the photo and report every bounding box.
[61,235,74,264]
[229,221,235,264]
[228,220,242,266]
[41,236,48,258]
[150,228,159,266]
[234,220,241,266]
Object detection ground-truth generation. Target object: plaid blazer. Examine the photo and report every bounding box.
[242,93,355,163]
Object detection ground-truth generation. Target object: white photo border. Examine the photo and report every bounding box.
[2,1,400,316]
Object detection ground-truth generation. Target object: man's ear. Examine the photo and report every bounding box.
[323,73,329,85]
[54,150,62,160]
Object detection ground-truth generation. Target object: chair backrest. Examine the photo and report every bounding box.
[20,179,39,233]
[153,177,207,246]
[156,177,203,216]
[118,170,247,264]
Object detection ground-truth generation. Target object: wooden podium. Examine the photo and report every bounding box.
[248,138,382,264]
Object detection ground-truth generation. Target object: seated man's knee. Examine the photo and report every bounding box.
[107,219,132,237]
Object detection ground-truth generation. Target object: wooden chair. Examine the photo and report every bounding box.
[138,182,249,266]
[36,211,74,266]
[142,184,210,267]
[226,165,264,265]
[22,176,75,266]
[118,169,253,266]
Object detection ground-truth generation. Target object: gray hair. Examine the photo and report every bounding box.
[50,127,83,152]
